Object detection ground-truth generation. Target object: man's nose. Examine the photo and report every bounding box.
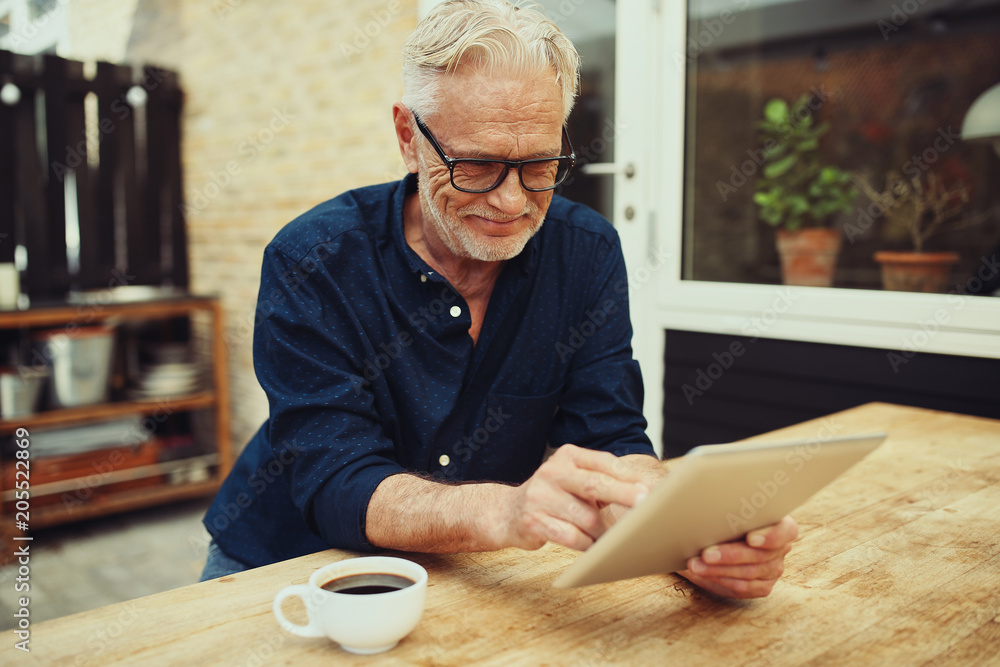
[486,166,527,216]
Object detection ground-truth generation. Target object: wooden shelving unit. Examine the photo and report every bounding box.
[0,295,231,536]
[0,392,216,433]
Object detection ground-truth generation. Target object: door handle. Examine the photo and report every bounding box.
[578,162,636,178]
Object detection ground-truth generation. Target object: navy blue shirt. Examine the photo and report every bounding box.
[204,175,654,567]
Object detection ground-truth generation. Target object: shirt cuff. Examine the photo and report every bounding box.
[311,463,405,552]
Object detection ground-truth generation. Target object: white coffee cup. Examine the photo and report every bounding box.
[273,556,427,655]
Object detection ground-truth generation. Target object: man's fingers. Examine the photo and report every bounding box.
[746,515,799,549]
[558,444,649,485]
[510,445,658,552]
[686,553,786,580]
[679,570,779,600]
[549,445,650,507]
[518,473,608,544]
[694,515,798,566]
[696,540,793,567]
[562,469,648,508]
[538,514,595,552]
[675,517,797,600]
[557,494,607,540]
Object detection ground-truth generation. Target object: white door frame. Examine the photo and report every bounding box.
[612,0,671,456]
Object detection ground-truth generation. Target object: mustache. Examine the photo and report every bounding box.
[457,202,541,222]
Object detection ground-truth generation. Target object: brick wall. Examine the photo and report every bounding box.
[66,0,139,64]
[64,0,418,449]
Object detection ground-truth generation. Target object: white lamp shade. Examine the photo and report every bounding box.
[961,83,1000,143]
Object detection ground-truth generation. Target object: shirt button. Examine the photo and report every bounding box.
[438,454,451,466]
[420,275,427,283]
[449,306,461,318]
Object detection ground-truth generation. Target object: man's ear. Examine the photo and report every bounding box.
[393,103,420,174]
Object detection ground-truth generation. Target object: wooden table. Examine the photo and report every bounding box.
[6,403,999,665]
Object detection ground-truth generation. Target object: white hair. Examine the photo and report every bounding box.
[401,0,581,123]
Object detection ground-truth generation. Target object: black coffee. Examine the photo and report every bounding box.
[321,573,415,595]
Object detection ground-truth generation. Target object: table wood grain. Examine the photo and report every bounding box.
[5,402,999,666]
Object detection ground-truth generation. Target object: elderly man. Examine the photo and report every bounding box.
[202,0,797,599]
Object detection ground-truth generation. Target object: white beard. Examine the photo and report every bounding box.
[417,154,545,262]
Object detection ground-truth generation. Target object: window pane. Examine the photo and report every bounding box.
[682,0,1000,296]
[540,0,616,220]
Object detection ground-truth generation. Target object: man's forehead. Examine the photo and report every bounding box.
[436,67,563,123]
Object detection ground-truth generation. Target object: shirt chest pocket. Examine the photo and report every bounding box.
[461,387,563,483]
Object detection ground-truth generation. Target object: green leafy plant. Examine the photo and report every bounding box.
[753,96,856,231]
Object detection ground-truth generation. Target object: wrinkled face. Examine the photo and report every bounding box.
[413,69,565,262]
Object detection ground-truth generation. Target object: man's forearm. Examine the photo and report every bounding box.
[365,473,517,552]
[364,449,665,554]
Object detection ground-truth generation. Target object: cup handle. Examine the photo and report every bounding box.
[273,584,324,638]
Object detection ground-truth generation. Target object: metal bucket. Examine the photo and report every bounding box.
[0,367,47,418]
[34,326,116,408]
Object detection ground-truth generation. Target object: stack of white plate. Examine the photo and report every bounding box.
[128,343,206,400]
[31,417,152,456]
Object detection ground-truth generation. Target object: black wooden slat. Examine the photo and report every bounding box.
[142,66,167,284]
[0,51,16,265]
[18,61,49,301]
[667,363,999,424]
[661,416,750,459]
[74,82,110,291]
[664,330,998,402]
[663,388,821,436]
[121,67,157,286]
[25,53,71,298]
[662,329,1000,453]
[666,368,861,417]
[161,71,188,288]
[63,66,91,292]
[4,50,186,298]
[92,62,125,286]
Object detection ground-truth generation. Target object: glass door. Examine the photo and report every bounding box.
[540,0,619,222]
[417,0,664,452]
[543,0,666,454]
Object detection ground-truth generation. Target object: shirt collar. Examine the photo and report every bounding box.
[391,174,432,276]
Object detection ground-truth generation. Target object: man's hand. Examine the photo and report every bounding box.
[501,444,655,551]
[368,446,797,602]
[365,447,660,554]
[678,515,799,599]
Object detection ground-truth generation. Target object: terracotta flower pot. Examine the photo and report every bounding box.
[873,251,959,293]
[775,228,842,287]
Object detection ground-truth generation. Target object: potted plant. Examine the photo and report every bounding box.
[754,96,857,287]
[853,171,988,293]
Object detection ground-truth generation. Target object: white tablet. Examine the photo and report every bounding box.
[552,432,886,588]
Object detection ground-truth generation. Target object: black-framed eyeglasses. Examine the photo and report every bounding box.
[412,112,576,194]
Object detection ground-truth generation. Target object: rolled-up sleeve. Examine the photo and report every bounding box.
[253,243,404,551]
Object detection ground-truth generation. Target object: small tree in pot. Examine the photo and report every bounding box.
[754,95,856,287]
[853,171,989,292]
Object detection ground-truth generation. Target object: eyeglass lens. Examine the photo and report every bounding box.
[452,158,573,193]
